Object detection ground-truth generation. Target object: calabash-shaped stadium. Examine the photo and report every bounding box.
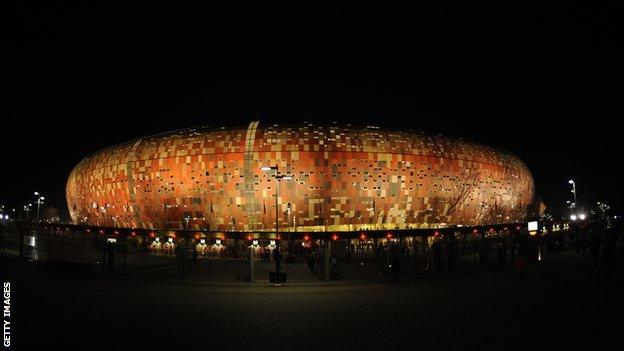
[66,121,534,231]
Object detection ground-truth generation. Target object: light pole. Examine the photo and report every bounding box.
[287,202,292,261]
[568,180,577,221]
[568,180,577,206]
[261,164,292,286]
[184,214,191,230]
[597,202,610,220]
[23,204,32,221]
[34,191,45,222]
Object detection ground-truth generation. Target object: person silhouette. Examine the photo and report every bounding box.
[392,256,402,281]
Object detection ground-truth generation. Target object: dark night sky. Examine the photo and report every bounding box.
[4,2,624,219]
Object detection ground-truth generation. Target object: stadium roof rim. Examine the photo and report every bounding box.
[78,120,521,163]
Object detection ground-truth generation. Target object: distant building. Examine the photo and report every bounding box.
[66,121,534,230]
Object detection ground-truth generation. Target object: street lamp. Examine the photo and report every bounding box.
[261,164,292,286]
[183,214,191,230]
[34,192,45,222]
[596,201,610,220]
[567,180,578,221]
[286,202,293,260]
[23,203,32,221]
[568,179,577,207]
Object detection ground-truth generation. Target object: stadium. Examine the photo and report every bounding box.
[66,121,534,232]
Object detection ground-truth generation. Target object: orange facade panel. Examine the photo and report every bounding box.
[66,122,534,231]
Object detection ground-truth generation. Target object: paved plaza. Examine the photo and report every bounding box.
[2,244,623,350]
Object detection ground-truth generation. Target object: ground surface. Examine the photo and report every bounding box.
[2,247,623,350]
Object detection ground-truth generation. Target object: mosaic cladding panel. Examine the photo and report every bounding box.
[66,121,534,231]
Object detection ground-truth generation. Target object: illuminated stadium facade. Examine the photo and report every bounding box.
[66,121,534,231]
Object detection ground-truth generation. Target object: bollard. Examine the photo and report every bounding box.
[123,235,128,271]
[248,247,255,282]
[106,241,115,273]
[323,241,331,281]
[176,245,186,279]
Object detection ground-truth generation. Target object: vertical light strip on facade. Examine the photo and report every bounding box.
[244,121,260,230]
[126,138,144,227]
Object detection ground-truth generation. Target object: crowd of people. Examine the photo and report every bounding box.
[353,217,623,281]
[581,218,620,277]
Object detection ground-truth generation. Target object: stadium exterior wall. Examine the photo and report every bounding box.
[66,121,534,231]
